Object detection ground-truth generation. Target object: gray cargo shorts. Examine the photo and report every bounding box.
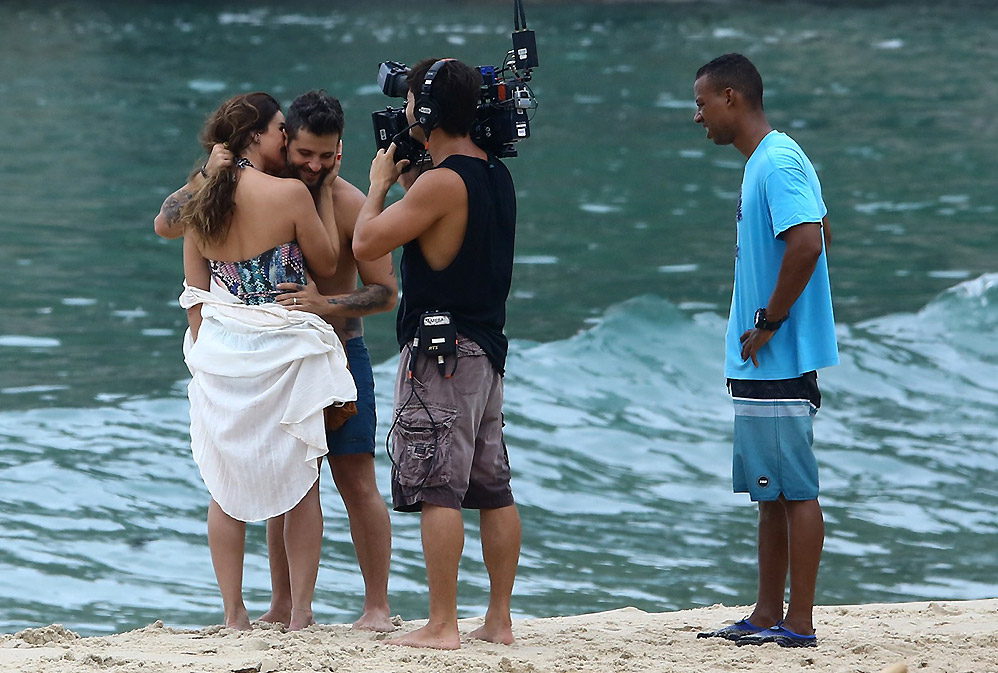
[390,335,514,512]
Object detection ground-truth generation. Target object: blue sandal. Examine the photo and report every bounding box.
[697,618,767,641]
[736,621,817,648]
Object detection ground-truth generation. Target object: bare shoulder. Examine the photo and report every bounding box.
[255,174,313,205]
[331,176,366,238]
[410,166,465,198]
[333,176,365,202]
[399,167,467,232]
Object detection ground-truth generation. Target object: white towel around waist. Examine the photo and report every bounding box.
[180,280,357,522]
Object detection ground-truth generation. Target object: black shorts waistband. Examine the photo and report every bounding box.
[727,371,821,409]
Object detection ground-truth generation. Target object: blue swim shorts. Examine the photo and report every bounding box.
[728,371,821,502]
[325,337,377,456]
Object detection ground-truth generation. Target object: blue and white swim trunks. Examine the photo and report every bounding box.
[728,372,822,502]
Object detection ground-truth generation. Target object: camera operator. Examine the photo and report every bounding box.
[353,58,521,650]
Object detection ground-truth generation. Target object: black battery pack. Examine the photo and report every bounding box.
[414,311,457,358]
[512,29,539,70]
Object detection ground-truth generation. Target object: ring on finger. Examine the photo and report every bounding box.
[293,297,297,305]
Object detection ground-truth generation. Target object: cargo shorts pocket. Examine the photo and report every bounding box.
[392,402,457,489]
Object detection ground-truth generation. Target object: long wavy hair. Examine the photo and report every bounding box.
[180,92,281,245]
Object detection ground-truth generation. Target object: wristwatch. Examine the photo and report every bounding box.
[754,308,787,332]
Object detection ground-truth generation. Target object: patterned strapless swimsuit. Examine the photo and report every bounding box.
[209,241,306,305]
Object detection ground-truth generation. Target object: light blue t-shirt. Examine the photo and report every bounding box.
[725,131,839,380]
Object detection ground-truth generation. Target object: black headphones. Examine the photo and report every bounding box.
[415,58,453,134]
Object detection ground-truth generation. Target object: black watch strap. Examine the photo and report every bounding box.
[754,308,787,331]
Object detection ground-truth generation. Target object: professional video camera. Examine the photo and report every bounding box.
[371,0,539,170]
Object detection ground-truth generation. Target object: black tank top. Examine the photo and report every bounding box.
[396,154,516,374]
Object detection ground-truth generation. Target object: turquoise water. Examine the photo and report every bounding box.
[1,1,996,635]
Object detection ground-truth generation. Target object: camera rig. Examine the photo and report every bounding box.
[371,0,539,170]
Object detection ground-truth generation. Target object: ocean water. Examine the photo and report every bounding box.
[1,1,996,635]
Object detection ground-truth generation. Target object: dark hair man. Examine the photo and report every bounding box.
[691,53,838,649]
[283,89,346,188]
[353,58,521,650]
[154,90,397,633]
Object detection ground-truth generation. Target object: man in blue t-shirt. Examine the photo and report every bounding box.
[692,53,838,649]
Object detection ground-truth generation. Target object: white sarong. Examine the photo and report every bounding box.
[179,281,357,522]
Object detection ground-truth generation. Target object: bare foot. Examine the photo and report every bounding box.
[352,609,397,633]
[386,623,460,650]
[257,608,291,628]
[469,621,514,645]
[289,608,315,632]
[224,610,252,631]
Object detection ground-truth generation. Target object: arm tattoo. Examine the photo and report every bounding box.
[162,189,194,232]
[326,284,393,313]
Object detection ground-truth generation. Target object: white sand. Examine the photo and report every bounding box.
[2,599,996,673]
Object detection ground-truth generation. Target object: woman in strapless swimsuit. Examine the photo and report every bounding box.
[179,93,343,631]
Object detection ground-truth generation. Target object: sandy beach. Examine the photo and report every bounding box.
[2,599,995,673]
